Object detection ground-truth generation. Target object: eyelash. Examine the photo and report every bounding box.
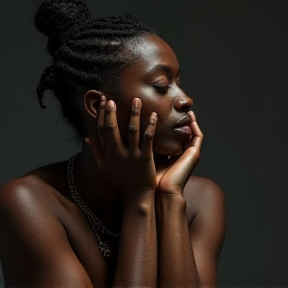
[153,84,182,94]
[153,85,170,94]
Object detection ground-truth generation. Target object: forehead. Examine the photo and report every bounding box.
[123,34,180,75]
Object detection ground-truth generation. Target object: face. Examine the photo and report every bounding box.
[109,34,193,156]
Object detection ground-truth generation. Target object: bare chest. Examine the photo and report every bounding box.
[58,198,120,287]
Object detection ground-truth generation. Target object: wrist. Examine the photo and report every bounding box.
[156,193,187,213]
[157,185,183,196]
[123,195,155,215]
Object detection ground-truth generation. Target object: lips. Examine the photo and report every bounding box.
[174,114,191,128]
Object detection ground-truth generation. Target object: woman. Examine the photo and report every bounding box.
[0,0,226,287]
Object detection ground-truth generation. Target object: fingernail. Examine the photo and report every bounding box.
[133,98,139,107]
[108,100,115,108]
[101,96,105,102]
[151,112,156,119]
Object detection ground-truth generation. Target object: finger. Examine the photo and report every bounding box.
[97,96,107,154]
[128,98,141,154]
[188,111,204,150]
[184,111,204,161]
[85,137,104,163]
[188,111,203,135]
[173,112,203,173]
[141,112,157,158]
[105,100,125,156]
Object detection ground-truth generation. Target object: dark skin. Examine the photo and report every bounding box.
[0,34,226,287]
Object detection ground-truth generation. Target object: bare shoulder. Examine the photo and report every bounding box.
[0,177,53,220]
[0,163,93,287]
[0,161,71,215]
[183,175,225,224]
[0,162,71,261]
[183,176,226,285]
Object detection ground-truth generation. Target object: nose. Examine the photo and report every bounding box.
[173,91,193,113]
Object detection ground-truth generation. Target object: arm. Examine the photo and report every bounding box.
[113,198,157,288]
[156,179,225,288]
[156,194,199,287]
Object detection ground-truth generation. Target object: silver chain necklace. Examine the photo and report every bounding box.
[67,153,120,258]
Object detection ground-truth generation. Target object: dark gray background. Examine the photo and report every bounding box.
[0,0,287,287]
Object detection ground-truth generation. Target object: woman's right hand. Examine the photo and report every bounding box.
[85,96,158,205]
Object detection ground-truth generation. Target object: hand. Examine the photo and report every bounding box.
[85,96,158,204]
[156,111,204,195]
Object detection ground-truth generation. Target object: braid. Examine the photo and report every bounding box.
[37,65,56,109]
[34,0,159,139]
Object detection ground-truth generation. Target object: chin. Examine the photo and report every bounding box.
[153,135,190,156]
[153,143,185,157]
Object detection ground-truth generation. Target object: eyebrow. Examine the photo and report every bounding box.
[146,64,180,77]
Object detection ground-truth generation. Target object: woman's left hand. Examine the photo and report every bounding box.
[156,111,204,195]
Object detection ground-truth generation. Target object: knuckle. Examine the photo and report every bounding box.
[128,125,138,134]
[131,107,140,116]
[144,132,153,140]
[143,155,153,161]
[106,107,115,115]
[148,119,155,126]
[106,123,117,131]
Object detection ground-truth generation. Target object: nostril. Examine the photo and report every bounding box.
[181,104,192,113]
[174,96,193,112]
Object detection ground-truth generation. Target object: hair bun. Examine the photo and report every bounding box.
[34,0,91,54]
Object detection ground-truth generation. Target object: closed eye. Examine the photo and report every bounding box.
[154,83,183,93]
[153,85,170,94]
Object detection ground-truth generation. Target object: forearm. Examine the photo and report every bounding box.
[113,197,157,288]
[156,194,200,288]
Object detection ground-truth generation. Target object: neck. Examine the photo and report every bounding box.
[73,141,123,231]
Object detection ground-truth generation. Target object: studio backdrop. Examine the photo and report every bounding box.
[0,0,287,287]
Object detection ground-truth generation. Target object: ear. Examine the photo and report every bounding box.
[83,90,104,119]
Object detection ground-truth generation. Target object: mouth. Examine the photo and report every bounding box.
[174,114,192,128]
[173,114,192,136]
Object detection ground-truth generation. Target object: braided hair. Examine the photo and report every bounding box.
[34,0,158,139]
